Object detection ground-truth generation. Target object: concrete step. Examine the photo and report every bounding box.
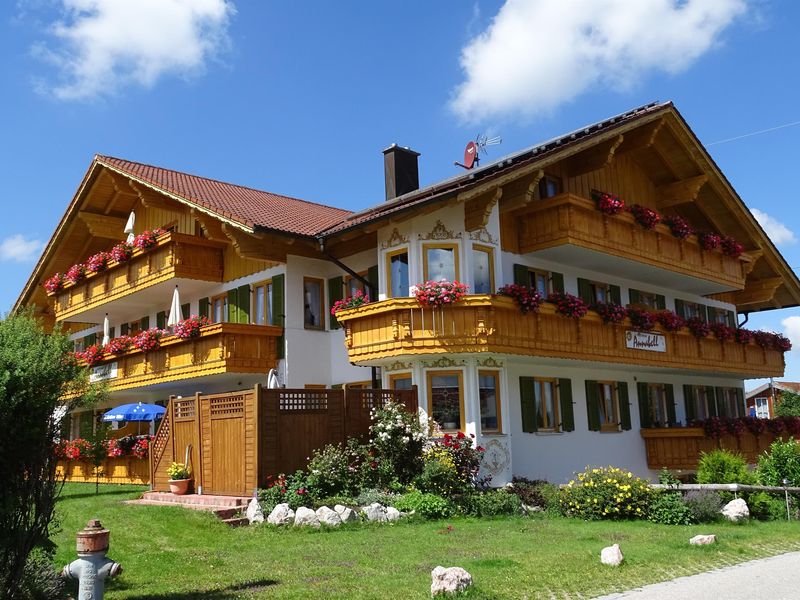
[140,491,249,508]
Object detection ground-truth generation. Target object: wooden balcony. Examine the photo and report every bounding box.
[52,232,225,322]
[335,296,785,377]
[79,323,282,393]
[508,194,751,292]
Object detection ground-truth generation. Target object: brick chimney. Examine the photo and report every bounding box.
[383,144,420,201]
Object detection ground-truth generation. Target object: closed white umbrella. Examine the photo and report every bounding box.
[267,368,280,389]
[102,313,110,346]
[167,285,182,327]
[124,210,136,244]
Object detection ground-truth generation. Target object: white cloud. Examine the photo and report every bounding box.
[782,316,800,352]
[0,235,44,262]
[451,0,747,122]
[750,208,796,246]
[33,0,235,101]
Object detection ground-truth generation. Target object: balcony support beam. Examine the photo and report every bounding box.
[710,277,783,309]
[563,135,624,177]
[192,208,227,242]
[656,175,708,209]
[77,211,128,239]
[617,118,665,154]
[128,181,186,212]
[222,224,318,262]
[498,169,544,214]
[464,186,502,231]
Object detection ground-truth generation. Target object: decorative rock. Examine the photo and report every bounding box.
[338,507,359,523]
[722,498,750,522]
[361,502,387,522]
[600,544,624,566]
[689,534,717,545]
[431,566,473,596]
[316,506,343,527]
[334,504,348,515]
[246,498,264,524]
[267,503,295,526]
[294,506,320,528]
[385,507,401,522]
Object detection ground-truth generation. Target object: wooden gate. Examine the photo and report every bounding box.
[199,391,254,495]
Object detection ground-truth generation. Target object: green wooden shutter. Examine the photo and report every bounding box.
[727,310,736,328]
[683,385,695,422]
[665,384,677,425]
[702,305,711,323]
[513,264,529,286]
[156,311,166,329]
[655,294,666,310]
[181,303,190,320]
[140,316,149,330]
[577,278,593,304]
[550,272,565,293]
[637,382,651,429]
[558,378,574,432]
[238,284,251,324]
[675,299,685,319]
[618,382,631,431]
[609,285,621,305]
[735,388,745,417]
[367,265,379,299]
[629,289,641,306]
[272,274,285,358]
[708,386,719,417]
[328,276,344,329]
[120,323,129,336]
[199,297,209,319]
[520,377,537,433]
[227,289,238,323]
[585,380,600,431]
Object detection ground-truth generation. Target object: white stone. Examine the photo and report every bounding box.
[600,544,624,567]
[246,498,264,524]
[338,507,359,523]
[316,506,342,527]
[385,506,401,522]
[431,566,473,596]
[267,503,295,526]
[722,498,750,522]
[361,502,387,522]
[689,534,717,545]
[334,504,349,515]
[294,506,320,527]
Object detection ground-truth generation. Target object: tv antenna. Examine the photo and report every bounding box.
[454,134,502,170]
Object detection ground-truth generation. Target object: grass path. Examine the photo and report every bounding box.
[53,484,800,599]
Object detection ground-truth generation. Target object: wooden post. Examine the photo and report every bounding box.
[194,392,203,493]
[252,383,261,494]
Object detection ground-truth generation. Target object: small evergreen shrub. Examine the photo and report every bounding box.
[560,466,651,520]
[394,491,456,519]
[467,490,523,517]
[756,438,800,487]
[648,491,693,525]
[354,488,402,507]
[683,490,723,523]
[696,450,752,484]
[747,492,789,521]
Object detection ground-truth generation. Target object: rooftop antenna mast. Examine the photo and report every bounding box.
[454,133,502,170]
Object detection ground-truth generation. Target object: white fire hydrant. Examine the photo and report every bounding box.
[62,519,122,600]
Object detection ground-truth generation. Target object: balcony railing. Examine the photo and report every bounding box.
[335,296,784,377]
[52,232,225,322]
[514,194,751,290]
[79,323,282,393]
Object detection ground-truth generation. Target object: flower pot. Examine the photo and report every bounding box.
[169,478,191,495]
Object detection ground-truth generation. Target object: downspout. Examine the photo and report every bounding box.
[738,311,750,329]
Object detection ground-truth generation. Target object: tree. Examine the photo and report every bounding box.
[0,312,103,598]
[775,390,800,417]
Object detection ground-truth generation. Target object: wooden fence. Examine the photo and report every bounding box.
[150,385,418,496]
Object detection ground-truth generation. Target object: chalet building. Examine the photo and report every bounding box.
[16,101,800,492]
[746,381,800,419]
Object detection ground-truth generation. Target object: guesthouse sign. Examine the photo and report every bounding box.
[89,362,118,383]
[625,331,666,353]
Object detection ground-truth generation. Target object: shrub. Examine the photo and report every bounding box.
[560,466,651,520]
[696,450,752,484]
[354,488,402,507]
[313,495,358,510]
[683,490,723,523]
[394,491,456,519]
[467,489,522,517]
[18,550,66,600]
[306,443,354,498]
[776,391,800,417]
[415,449,463,497]
[648,491,693,525]
[369,401,426,485]
[436,432,486,488]
[259,471,315,512]
[757,438,800,487]
[507,477,550,508]
[748,492,789,521]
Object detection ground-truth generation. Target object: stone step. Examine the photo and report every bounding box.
[221,517,250,528]
[140,491,249,508]
[124,499,243,514]
[212,507,242,520]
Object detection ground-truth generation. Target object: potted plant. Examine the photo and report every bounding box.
[167,462,192,495]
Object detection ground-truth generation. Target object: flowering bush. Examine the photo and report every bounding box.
[306,443,354,498]
[85,251,110,274]
[698,231,721,251]
[132,328,164,352]
[686,317,710,338]
[77,344,105,366]
[62,439,91,461]
[369,400,426,485]
[259,471,314,511]
[43,273,65,294]
[593,302,627,324]
[104,335,132,355]
[663,215,694,240]
[627,307,656,331]
[437,431,486,488]
[498,284,542,314]
[657,310,685,332]
[412,280,468,308]
[735,328,754,345]
[131,436,151,459]
[109,242,133,263]
[173,315,210,339]
[132,228,167,251]
[628,204,661,229]
[331,289,370,315]
[709,322,735,342]
[721,235,745,259]
[560,466,651,520]
[106,438,123,458]
[65,263,87,285]
[546,292,588,319]
[593,191,625,215]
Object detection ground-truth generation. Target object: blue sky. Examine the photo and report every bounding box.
[1,0,799,387]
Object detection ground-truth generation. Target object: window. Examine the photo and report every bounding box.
[578,278,615,304]
[423,243,459,282]
[529,269,552,296]
[719,387,744,418]
[631,290,659,309]
[709,307,735,326]
[472,245,494,294]
[585,380,631,431]
[345,272,367,298]
[598,382,619,430]
[538,174,562,199]
[253,279,273,325]
[478,370,501,433]
[389,373,413,390]
[303,277,324,330]
[211,294,227,324]
[427,370,464,432]
[638,383,673,428]
[682,301,704,320]
[534,378,559,431]
[755,397,769,419]
[685,385,714,420]
[386,249,409,298]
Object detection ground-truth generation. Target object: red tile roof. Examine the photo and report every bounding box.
[96,155,352,237]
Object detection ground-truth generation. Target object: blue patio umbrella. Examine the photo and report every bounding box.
[102,402,165,422]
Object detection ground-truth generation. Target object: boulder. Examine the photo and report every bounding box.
[385,507,401,522]
[334,504,349,515]
[338,507,359,523]
[246,498,264,524]
[600,544,624,566]
[267,503,295,526]
[294,506,320,528]
[721,498,750,522]
[361,502,387,522]
[316,506,343,527]
[689,534,717,546]
[431,566,473,596]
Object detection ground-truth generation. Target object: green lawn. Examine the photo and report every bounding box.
[54,483,800,599]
